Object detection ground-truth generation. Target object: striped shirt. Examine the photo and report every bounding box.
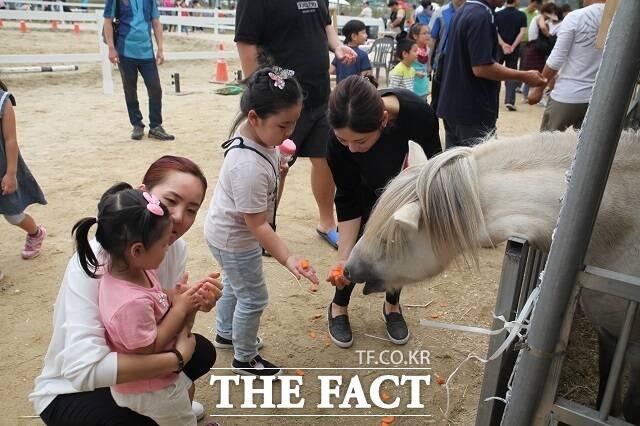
[389,62,415,91]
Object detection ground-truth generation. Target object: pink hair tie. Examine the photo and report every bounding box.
[143,192,164,216]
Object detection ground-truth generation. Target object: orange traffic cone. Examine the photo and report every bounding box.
[210,42,229,83]
[51,20,58,30]
[19,20,28,33]
[73,23,80,35]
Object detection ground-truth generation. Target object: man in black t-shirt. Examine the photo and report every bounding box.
[436,0,545,148]
[235,0,356,249]
[496,0,527,111]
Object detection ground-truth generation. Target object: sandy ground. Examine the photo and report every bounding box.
[0,28,601,426]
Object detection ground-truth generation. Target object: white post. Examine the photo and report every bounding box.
[177,7,182,34]
[214,7,219,35]
[96,10,114,95]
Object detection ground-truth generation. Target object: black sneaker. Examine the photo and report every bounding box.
[148,125,175,141]
[232,355,282,377]
[131,126,144,140]
[327,304,353,348]
[213,334,264,350]
[382,304,410,345]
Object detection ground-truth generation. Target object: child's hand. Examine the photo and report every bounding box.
[326,261,351,289]
[279,161,289,178]
[286,255,319,284]
[171,284,202,315]
[416,71,426,79]
[195,272,223,312]
[1,173,17,195]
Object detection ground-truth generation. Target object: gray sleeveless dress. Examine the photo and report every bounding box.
[0,90,47,216]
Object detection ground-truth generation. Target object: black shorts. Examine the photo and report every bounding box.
[40,334,215,426]
[290,103,330,160]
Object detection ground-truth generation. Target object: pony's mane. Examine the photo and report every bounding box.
[360,131,640,267]
[360,146,486,266]
[360,130,636,266]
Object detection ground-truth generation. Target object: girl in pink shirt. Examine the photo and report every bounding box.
[72,182,202,426]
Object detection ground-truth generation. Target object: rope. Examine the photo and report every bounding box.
[420,286,540,416]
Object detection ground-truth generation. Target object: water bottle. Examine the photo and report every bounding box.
[278,139,296,166]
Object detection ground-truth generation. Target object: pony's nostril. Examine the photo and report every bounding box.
[343,266,351,280]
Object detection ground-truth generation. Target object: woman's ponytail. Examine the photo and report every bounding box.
[72,217,100,278]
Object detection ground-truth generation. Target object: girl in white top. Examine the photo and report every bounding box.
[204,67,319,377]
[30,156,223,425]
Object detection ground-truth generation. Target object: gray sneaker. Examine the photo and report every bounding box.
[382,304,410,345]
[149,126,175,141]
[131,126,144,140]
[327,304,353,348]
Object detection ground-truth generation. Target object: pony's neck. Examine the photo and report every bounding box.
[473,141,573,251]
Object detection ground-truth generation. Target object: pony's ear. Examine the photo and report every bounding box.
[393,202,421,230]
[407,140,428,168]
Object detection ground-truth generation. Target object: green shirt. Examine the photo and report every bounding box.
[520,7,538,42]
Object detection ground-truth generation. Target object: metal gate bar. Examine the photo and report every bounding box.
[476,238,546,425]
[501,0,640,422]
[598,301,638,420]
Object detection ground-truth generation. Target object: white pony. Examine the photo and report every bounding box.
[344,131,640,422]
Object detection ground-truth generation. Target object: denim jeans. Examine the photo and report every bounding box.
[118,56,163,129]
[210,245,268,362]
[500,49,520,106]
[444,119,497,149]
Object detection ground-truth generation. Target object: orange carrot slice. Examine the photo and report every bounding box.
[308,331,317,339]
[295,369,305,376]
[381,392,391,401]
[436,376,446,385]
[430,313,440,319]
[381,416,395,424]
[299,259,310,270]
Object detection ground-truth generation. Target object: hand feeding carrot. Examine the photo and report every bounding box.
[329,265,344,284]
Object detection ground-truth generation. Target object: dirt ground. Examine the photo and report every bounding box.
[0,28,600,426]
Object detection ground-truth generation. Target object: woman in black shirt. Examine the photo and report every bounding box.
[326,75,441,348]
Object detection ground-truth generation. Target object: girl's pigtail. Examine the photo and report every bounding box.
[72,217,100,278]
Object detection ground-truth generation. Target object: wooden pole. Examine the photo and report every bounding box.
[596,0,618,49]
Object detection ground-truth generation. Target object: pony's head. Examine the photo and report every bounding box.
[345,142,487,293]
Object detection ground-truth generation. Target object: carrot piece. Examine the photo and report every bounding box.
[299,259,310,270]
[430,313,440,319]
[381,416,395,424]
[308,331,317,339]
[295,369,305,376]
[436,376,446,385]
[381,392,391,401]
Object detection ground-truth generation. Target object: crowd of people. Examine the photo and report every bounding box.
[0,0,610,424]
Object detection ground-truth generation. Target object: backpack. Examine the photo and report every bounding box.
[102,0,121,45]
[535,31,557,56]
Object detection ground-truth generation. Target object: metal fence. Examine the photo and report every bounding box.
[475,238,547,426]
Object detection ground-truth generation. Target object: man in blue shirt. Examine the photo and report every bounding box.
[436,0,545,148]
[104,0,174,141]
[496,0,527,111]
[428,0,464,110]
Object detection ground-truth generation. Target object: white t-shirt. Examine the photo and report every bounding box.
[527,15,543,41]
[204,132,279,252]
[360,6,372,18]
[529,15,561,41]
[547,3,604,104]
[29,239,187,415]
